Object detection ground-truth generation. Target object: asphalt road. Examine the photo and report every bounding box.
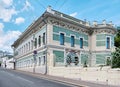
[0,68,74,87]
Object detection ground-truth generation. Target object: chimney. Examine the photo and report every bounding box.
[93,21,97,26]
[109,21,113,26]
[47,5,52,12]
[102,20,106,25]
[86,21,90,26]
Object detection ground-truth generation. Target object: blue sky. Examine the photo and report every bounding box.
[0,0,120,52]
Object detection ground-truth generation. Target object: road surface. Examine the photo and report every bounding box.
[0,68,75,87]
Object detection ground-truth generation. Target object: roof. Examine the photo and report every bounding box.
[12,6,117,47]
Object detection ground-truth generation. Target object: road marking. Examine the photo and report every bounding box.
[16,76,34,84]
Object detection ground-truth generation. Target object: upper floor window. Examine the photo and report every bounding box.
[38,36,41,46]
[35,38,37,48]
[28,42,30,51]
[106,37,110,49]
[31,40,33,50]
[43,33,45,45]
[71,36,75,47]
[80,38,83,48]
[60,33,64,45]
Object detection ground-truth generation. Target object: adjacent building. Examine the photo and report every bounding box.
[12,6,116,74]
[1,54,14,69]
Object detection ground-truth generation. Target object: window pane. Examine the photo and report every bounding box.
[80,38,83,48]
[106,37,110,49]
[38,36,41,46]
[43,33,45,45]
[60,33,64,45]
[35,38,37,48]
[71,36,74,47]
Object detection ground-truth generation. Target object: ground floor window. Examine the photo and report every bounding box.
[41,56,45,65]
[53,50,64,66]
[81,54,88,67]
[66,51,79,66]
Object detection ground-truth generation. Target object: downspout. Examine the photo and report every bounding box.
[42,18,48,75]
[45,23,47,75]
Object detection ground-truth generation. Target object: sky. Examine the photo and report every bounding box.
[0,0,120,53]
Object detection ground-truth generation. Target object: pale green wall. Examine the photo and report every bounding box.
[96,53,111,64]
[53,25,88,47]
[96,34,114,47]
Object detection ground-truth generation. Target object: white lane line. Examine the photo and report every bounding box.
[16,76,34,84]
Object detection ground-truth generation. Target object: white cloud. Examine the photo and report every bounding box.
[15,17,25,24]
[0,29,21,52]
[70,12,77,17]
[21,0,33,12]
[0,0,17,22]
[2,0,13,7]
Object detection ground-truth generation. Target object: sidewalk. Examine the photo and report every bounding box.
[13,70,119,87]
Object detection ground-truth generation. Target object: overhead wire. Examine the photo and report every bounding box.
[57,0,68,11]
[36,0,46,10]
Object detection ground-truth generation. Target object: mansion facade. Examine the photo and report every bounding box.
[12,6,116,74]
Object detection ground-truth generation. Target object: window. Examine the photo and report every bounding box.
[80,38,83,48]
[71,36,75,47]
[60,33,64,45]
[26,43,28,52]
[38,36,41,46]
[35,38,37,48]
[39,57,41,66]
[41,56,45,65]
[66,52,79,66]
[43,33,45,45]
[31,40,33,50]
[43,56,45,65]
[106,37,110,49]
[28,42,30,51]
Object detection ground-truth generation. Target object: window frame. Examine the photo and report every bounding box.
[60,32,65,45]
[70,35,75,47]
[106,36,111,49]
[80,37,84,49]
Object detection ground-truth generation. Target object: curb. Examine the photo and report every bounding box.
[13,70,88,87]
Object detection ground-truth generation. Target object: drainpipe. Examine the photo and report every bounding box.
[45,23,48,75]
[42,18,48,75]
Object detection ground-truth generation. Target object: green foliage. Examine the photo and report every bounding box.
[115,29,120,47]
[106,58,111,66]
[112,47,120,68]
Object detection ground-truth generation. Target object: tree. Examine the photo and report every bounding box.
[115,27,120,47]
[112,47,120,68]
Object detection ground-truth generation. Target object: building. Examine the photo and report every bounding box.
[1,55,14,69]
[12,6,116,74]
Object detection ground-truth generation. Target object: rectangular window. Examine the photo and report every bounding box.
[38,36,41,46]
[43,56,45,65]
[41,56,45,65]
[39,57,41,66]
[106,37,110,49]
[35,38,37,48]
[71,36,75,47]
[43,33,45,45]
[60,33,64,45]
[28,42,30,51]
[31,40,33,50]
[80,38,83,48]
